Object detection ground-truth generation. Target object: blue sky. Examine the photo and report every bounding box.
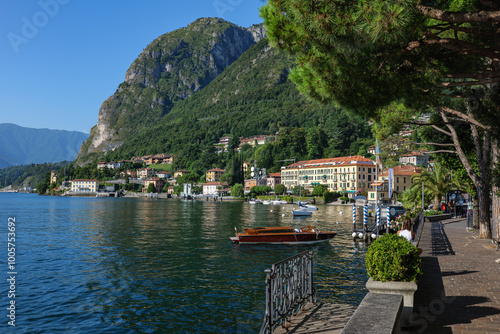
[0,0,265,133]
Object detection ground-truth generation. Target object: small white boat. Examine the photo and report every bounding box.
[292,207,312,216]
[262,200,271,205]
[300,204,318,211]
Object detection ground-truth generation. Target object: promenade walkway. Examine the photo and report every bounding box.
[407,218,500,334]
[272,217,500,334]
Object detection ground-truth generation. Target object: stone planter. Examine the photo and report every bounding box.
[424,213,452,222]
[366,277,417,326]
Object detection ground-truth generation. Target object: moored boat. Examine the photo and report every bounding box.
[230,226,336,244]
[292,207,312,216]
[300,204,318,211]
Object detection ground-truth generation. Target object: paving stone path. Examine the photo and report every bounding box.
[273,302,356,334]
[407,218,500,334]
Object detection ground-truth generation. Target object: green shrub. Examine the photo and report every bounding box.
[323,190,337,203]
[424,209,443,216]
[365,234,422,282]
[339,197,349,202]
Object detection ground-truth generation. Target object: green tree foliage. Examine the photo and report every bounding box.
[306,126,328,160]
[408,163,453,210]
[323,191,341,204]
[311,185,327,197]
[219,173,233,185]
[231,183,244,198]
[250,186,272,196]
[261,0,500,239]
[102,39,373,174]
[146,183,156,193]
[274,184,287,195]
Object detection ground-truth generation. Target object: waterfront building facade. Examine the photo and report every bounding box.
[266,172,282,189]
[244,178,268,192]
[71,179,99,192]
[367,165,422,202]
[280,156,379,198]
[203,182,228,195]
[144,177,165,193]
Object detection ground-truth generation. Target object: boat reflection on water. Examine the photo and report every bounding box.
[230,225,337,244]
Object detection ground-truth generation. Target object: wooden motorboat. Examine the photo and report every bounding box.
[230,226,337,244]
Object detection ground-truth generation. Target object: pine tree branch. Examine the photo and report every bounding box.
[440,106,490,130]
[439,111,480,185]
[411,142,456,147]
[421,37,500,58]
[426,150,457,154]
[417,5,500,23]
[431,124,452,137]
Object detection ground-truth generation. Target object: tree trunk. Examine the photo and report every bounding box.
[492,140,499,242]
[477,182,492,239]
[440,110,492,238]
[473,193,480,229]
[433,193,441,210]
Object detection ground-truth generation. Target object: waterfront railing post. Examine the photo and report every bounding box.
[386,206,391,234]
[261,268,273,334]
[308,250,314,303]
[363,205,367,240]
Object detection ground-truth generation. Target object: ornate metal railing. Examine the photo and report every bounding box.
[412,210,424,248]
[259,250,315,334]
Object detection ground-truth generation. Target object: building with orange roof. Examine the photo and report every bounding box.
[399,151,429,167]
[206,168,225,182]
[143,177,165,193]
[266,172,282,188]
[368,165,422,202]
[280,155,379,198]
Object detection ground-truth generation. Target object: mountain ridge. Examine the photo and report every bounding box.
[0,123,88,168]
[77,18,266,163]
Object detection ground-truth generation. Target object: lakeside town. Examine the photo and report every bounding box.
[12,132,443,208]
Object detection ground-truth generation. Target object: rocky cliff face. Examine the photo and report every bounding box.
[76,18,266,165]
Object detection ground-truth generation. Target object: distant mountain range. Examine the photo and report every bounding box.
[0,123,89,168]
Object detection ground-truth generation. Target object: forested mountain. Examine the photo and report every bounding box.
[0,124,88,168]
[75,18,373,170]
[76,18,265,163]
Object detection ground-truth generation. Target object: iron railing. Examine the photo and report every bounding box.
[260,250,315,334]
[412,210,424,248]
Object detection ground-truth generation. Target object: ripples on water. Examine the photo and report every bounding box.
[0,193,367,333]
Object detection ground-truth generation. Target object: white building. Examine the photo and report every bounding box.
[203,182,227,195]
[71,179,99,192]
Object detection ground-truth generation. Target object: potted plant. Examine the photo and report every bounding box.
[365,234,422,325]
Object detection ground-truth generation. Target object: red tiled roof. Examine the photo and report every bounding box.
[282,156,375,169]
[207,168,225,172]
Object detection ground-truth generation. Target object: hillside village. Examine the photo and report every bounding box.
[63,131,432,203]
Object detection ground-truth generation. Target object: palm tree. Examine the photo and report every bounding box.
[410,163,453,210]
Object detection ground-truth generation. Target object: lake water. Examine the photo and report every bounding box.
[0,193,367,333]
